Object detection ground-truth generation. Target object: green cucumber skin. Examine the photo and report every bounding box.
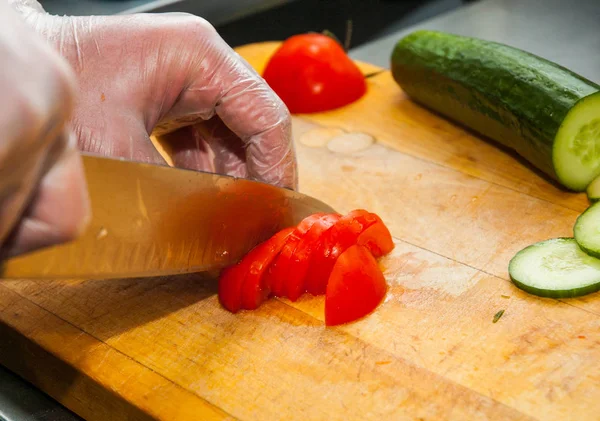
[586,176,600,202]
[576,243,600,260]
[574,202,600,258]
[510,276,600,299]
[508,237,600,299]
[390,30,600,189]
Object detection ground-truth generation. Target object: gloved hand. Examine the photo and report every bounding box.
[0,1,90,258]
[10,1,298,190]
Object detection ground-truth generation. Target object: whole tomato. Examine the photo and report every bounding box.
[262,33,367,114]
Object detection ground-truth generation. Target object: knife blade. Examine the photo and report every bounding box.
[0,154,336,280]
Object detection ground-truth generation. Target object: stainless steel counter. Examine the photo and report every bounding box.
[350,0,600,82]
[40,0,297,27]
[0,365,81,421]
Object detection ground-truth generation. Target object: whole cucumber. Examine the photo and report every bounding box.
[391,30,600,191]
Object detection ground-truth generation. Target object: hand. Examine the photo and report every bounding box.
[0,1,90,257]
[12,2,298,189]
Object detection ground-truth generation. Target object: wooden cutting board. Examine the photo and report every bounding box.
[1,41,598,421]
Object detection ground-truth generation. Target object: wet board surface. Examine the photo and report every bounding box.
[0,42,598,421]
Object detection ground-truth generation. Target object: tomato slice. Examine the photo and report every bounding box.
[284,213,341,301]
[264,213,326,297]
[356,220,395,257]
[240,227,295,310]
[218,258,253,314]
[325,244,388,326]
[305,210,379,296]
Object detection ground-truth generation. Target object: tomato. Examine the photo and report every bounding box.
[283,213,341,301]
[305,210,379,296]
[218,227,294,313]
[356,220,395,257]
[264,213,326,297]
[262,33,367,114]
[218,261,248,314]
[325,244,388,326]
[240,227,295,310]
[219,209,393,325]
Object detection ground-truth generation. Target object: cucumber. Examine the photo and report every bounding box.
[508,238,600,298]
[390,30,600,191]
[574,201,600,258]
[586,175,600,202]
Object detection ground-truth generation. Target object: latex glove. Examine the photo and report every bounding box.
[0,1,90,257]
[11,1,298,189]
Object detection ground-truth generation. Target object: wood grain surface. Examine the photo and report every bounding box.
[0,41,598,421]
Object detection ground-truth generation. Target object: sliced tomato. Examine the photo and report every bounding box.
[264,213,326,297]
[325,244,388,326]
[356,220,395,257]
[240,227,295,310]
[305,210,379,296]
[284,213,341,301]
[219,209,393,319]
[218,259,253,314]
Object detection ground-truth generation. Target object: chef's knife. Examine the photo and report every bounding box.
[0,154,336,280]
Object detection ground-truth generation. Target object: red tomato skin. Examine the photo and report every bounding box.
[264,213,325,297]
[305,210,379,296]
[356,221,395,257]
[325,244,388,326]
[284,213,341,301]
[240,227,295,310]
[218,260,251,314]
[263,33,367,114]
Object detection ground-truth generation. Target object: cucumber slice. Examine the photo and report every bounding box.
[554,93,600,191]
[574,201,600,258]
[586,174,600,203]
[508,238,600,298]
